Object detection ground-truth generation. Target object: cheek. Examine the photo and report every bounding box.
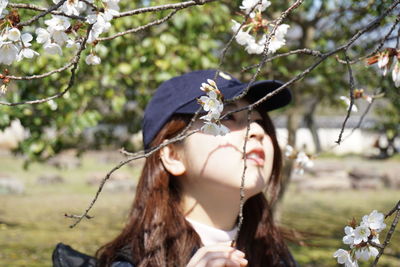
[263,137,275,178]
[182,135,242,175]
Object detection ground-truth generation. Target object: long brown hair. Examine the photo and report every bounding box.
[96,107,295,267]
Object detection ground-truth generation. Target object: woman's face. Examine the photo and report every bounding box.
[178,99,275,198]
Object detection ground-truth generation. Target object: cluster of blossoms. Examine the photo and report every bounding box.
[232,0,290,55]
[367,48,400,87]
[0,0,120,68]
[339,88,373,113]
[0,119,29,150]
[197,79,229,136]
[284,145,314,175]
[334,210,386,267]
[0,27,38,65]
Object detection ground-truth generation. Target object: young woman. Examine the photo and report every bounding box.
[96,70,297,267]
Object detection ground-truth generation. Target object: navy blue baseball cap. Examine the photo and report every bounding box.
[143,69,291,149]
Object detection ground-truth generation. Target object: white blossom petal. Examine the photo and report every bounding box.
[6,28,21,41]
[43,42,62,55]
[36,28,51,44]
[85,54,101,65]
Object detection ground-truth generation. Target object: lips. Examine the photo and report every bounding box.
[245,148,265,166]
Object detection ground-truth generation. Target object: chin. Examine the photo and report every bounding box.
[243,181,266,198]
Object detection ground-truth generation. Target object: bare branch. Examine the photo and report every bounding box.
[17,0,68,27]
[8,3,86,20]
[97,10,178,41]
[242,48,324,72]
[336,53,356,145]
[371,200,400,266]
[7,61,76,81]
[231,108,252,248]
[115,0,219,18]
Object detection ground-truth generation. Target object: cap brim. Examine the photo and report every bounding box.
[241,80,292,112]
[176,80,291,114]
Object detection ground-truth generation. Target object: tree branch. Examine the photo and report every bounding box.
[115,0,219,18]
[8,3,86,20]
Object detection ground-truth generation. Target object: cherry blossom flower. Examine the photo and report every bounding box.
[392,59,400,87]
[245,36,265,54]
[200,111,221,122]
[353,225,370,245]
[66,39,80,50]
[0,84,7,94]
[231,16,289,55]
[377,50,391,76]
[53,0,85,16]
[269,24,290,53]
[335,210,386,267]
[87,13,111,43]
[355,246,379,261]
[85,53,101,65]
[0,0,8,17]
[333,249,357,267]
[339,96,358,113]
[240,0,271,16]
[0,39,19,65]
[199,90,224,114]
[6,28,21,41]
[343,226,355,245]
[18,33,39,60]
[294,151,314,175]
[377,51,389,69]
[201,121,229,136]
[198,79,230,136]
[35,28,51,44]
[43,42,63,55]
[231,20,254,46]
[361,210,386,232]
[45,15,71,32]
[51,30,69,45]
[103,0,121,21]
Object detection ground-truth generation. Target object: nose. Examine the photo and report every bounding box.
[248,121,265,142]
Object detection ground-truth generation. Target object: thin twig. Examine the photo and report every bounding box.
[8,3,85,20]
[115,0,219,18]
[98,10,178,41]
[371,201,400,266]
[385,200,400,218]
[336,52,356,144]
[242,48,324,72]
[64,213,94,219]
[231,108,252,247]
[6,60,76,81]
[17,0,68,27]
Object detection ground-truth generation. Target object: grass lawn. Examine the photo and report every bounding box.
[0,153,399,266]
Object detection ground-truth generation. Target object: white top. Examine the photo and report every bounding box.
[186,218,238,246]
